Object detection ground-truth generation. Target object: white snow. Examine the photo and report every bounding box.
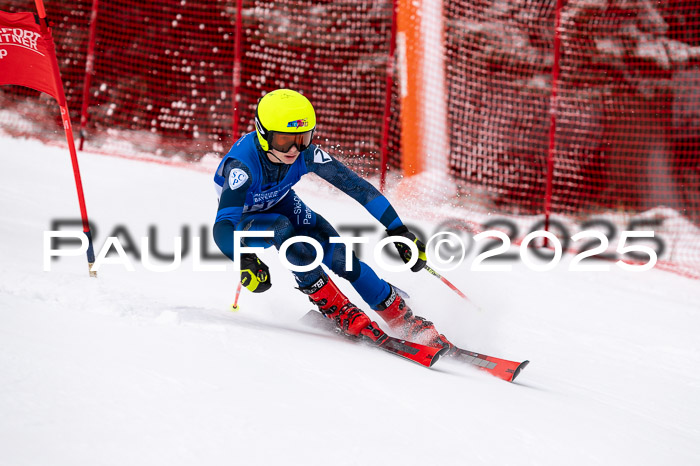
[1,135,699,466]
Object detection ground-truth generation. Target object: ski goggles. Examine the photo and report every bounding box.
[268,129,314,153]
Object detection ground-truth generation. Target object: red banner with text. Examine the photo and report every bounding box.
[0,10,58,100]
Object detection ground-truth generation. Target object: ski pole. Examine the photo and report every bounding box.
[231,281,242,312]
[424,265,477,308]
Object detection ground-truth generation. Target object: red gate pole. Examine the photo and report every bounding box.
[35,0,97,277]
[379,0,398,193]
[232,0,243,141]
[544,0,563,245]
[78,0,100,151]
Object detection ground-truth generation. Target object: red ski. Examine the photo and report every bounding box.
[377,336,446,368]
[448,348,529,382]
[301,310,445,368]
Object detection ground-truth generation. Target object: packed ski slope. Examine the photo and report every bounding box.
[1,135,698,466]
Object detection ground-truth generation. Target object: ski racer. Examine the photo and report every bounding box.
[213,88,452,351]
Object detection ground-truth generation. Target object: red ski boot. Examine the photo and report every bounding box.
[374,286,453,352]
[300,275,386,343]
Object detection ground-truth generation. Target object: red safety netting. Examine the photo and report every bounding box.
[1,0,240,158]
[233,0,395,175]
[0,0,396,169]
[444,0,700,276]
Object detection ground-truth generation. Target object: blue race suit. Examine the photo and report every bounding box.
[213,131,404,308]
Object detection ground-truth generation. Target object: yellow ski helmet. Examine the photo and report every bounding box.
[254,89,317,152]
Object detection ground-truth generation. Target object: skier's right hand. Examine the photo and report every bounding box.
[240,253,271,293]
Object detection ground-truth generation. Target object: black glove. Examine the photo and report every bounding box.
[386,225,427,272]
[240,253,271,293]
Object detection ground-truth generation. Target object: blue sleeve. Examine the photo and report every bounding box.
[215,158,252,225]
[305,146,403,230]
[213,159,252,261]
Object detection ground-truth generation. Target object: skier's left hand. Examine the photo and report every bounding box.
[386,225,427,272]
